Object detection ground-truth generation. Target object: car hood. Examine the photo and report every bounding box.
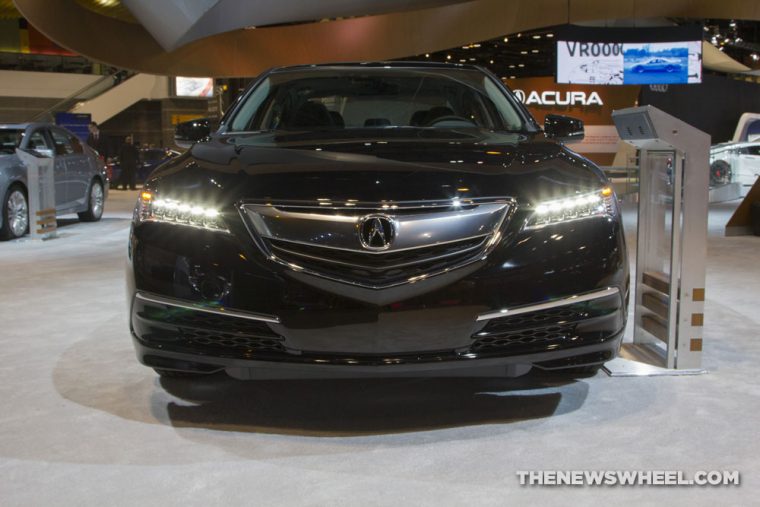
[148,129,606,206]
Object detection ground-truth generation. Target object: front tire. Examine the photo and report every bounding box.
[710,160,732,186]
[0,185,29,241]
[78,179,104,222]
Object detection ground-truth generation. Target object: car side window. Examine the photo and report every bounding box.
[67,133,84,154]
[50,129,74,156]
[27,130,52,152]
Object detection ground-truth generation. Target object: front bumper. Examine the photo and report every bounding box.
[130,286,625,377]
[127,209,628,377]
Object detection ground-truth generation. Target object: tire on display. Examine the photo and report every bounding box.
[78,179,104,222]
[710,160,732,186]
[0,185,29,241]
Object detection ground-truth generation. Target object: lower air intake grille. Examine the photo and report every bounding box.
[138,302,287,356]
[470,324,578,353]
[178,328,286,353]
[471,292,622,355]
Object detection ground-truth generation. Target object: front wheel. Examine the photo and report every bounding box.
[710,160,732,186]
[0,185,29,240]
[78,179,104,222]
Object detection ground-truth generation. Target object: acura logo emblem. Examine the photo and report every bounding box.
[359,215,395,250]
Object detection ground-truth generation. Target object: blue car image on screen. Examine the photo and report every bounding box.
[622,42,690,85]
[631,58,682,73]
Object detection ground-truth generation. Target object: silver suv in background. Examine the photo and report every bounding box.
[0,123,108,240]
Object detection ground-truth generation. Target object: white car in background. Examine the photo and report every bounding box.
[709,141,760,193]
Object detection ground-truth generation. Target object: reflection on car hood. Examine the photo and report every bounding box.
[146,129,606,205]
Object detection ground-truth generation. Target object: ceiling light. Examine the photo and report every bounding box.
[446,55,451,60]
[531,49,539,53]
[520,50,528,55]
[546,33,554,38]
[503,37,509,43]
[518,63,525,67]
[532,35,541,39]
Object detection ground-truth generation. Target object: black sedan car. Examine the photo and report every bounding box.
[127,62,628,380]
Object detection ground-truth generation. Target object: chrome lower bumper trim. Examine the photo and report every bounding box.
[134,292,281,324]
[476,286,621,322]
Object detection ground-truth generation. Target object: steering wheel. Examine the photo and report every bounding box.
[425,115,476,127]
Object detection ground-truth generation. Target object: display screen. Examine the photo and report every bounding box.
[175,77,214,97]
[557,40,702,85]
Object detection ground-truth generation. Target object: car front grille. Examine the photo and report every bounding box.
[471,292,621,355]
[470,323,579,353]
[137,300,288,355]
[178,327,287,353]
[267,235,489,287]
[240,198,513,288]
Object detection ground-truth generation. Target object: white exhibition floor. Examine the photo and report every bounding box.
[0,190,758,506]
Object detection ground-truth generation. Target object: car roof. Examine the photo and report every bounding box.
[0,122,58,130]
[269,61,482,73]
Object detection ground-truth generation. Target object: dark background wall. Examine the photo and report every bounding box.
[640,75,760,144]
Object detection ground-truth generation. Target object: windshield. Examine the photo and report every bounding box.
[0,128,23,154]
[227,67,528,134]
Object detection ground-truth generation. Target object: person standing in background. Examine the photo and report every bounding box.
[116,135,139,191]
[86,121,107,159]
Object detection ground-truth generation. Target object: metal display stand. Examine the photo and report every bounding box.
[607,106,709,376]
[15,148,57,240]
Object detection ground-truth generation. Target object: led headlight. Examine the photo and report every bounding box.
[137,192,227,232]
[527,187,615,229]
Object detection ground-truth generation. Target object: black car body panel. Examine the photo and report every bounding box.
[127,63,628,378]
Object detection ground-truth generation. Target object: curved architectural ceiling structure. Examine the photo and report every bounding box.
[122,0,472,51]
[14,0,760,77]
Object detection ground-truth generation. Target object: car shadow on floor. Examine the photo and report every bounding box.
[156,370,591,436]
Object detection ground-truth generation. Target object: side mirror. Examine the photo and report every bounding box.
[33,148,54,158]
[544,114,584,143]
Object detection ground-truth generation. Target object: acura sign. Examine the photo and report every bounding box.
[513,89,604,107]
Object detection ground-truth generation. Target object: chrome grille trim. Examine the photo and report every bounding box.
[238,197,516,289]
[135,292,281,324]
[269,235,489,271]
[240,199,513,254]
[475,287,621,322]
